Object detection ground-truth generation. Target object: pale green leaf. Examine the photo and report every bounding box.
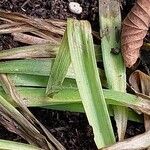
[46,31,71,95]
[99,0,127,140]
[67,19,115,148]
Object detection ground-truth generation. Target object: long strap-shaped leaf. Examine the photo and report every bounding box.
[67,19,115,148]
[0,58,75,78]
[0,59,107,86]
[46,31,71,95]
[0,87,143,123]
[3,87,149,118]
[99,0,127,140]
[0,43,101,61]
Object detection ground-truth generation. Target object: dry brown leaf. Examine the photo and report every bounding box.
[0,23,36,34]
[102,129,150,150]
[121,0,150,68]
[12,33,55,45]
[0,43,58,60]
[0,10,65,35]
[129,70,150,95]
[129,70,150,150]
[129,70,150,137]
[0,10,65,44]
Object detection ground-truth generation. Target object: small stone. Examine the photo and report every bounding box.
[69,2,82,15]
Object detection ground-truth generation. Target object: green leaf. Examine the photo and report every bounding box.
[0,59,53,76]
[46,31,71,95]
[67,19,115,148]
[0,43,102,61]
[0,60,107,87]
[99,0,127,140]
[0,87,143,122]
[0,58,75,78]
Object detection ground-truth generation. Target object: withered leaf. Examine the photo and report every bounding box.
[121,0,150,68]
[129,70,150,140]
[102,129,150,150]
[0,74,65,150]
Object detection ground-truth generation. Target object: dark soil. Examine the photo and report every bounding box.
[30,108,97,149]
[0,0,146,150]
[0,0,99,30]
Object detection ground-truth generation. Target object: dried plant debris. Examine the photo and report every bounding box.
[0,10,100,45]
[0,74,65,150]
[12,33,52,45]
[0,43,58,60]
[129,70,150,96]
[121,0,150,68]
[0,10,65,44]
[141,43,150,74]
[0,0,99,24]
[102,129,150,150]
[129,71,150,133]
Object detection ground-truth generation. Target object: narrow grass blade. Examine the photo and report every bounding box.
[99,0,127,140]
[0,59,53,76]
[0,59,105,83]
[0,44,101,60]
[0,23,36,34]
[44,104,142,124]
[0,43,58,60]
[12,32,56,45]
[0,86,143,122]
[67,19,115,148]
[0,58,75,78]
[0,140,43,150]
[9,74,78,89]
[46,31,71,95]
[6,87,149,116]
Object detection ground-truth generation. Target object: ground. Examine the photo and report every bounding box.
[0,0,145,150]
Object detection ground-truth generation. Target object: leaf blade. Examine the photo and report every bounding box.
[99,0,127,140]
[67,19,115,148]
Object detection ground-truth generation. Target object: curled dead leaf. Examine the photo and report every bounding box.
[129,70,150,95]
[129,70,150,137]
[121,0,150,68]
[102,129,150,150]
